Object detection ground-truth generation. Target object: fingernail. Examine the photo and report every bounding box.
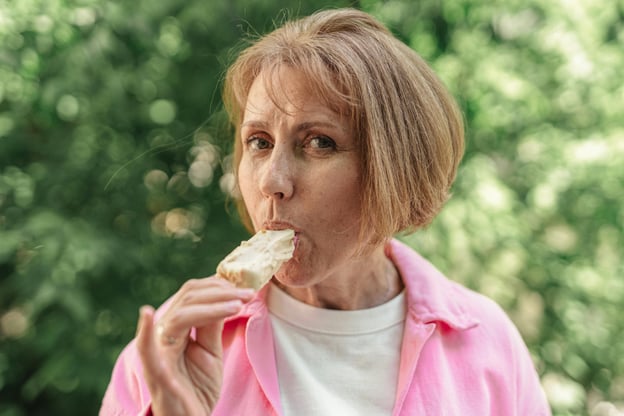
[226,299,243,312]
[238,288,256,297]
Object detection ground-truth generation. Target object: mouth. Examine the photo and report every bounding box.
[263,221,299,233]
[293,233,300,248]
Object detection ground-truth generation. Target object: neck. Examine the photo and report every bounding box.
[275,242,403,310]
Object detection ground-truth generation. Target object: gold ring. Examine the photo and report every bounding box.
[156,323,177,345]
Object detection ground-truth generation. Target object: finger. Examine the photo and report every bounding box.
[136,305,163,392]
[193,299,246,353]
[193,318,226,360]
[178,286,255,305]
[186,308,237,380]
[186,318,226,382]
[158,283,253,344]
[157,299,244,343]
[167,278,254,310]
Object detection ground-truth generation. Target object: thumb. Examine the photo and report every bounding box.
[193,298,244,357]
[194,318,226,359]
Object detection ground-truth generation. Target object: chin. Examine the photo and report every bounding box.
[274,263,315,288]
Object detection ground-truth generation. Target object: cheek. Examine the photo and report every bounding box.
[334,170,361,204]
[318,174,362,221]
[237,161,260,215]
[237,156,255,193]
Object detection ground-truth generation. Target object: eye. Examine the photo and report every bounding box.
[308,135,336,150]
[247,136,272,150]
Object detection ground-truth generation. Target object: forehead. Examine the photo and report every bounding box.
[243,66,350,123]
[246,67,310,109]
[245,68,316,116]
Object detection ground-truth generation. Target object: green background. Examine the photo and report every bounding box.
[1,0,622,415]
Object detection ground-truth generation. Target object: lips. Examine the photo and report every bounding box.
[293,233,300,247]
[263,221,299,233]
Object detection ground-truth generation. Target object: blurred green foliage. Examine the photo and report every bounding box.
[0,0,622,415]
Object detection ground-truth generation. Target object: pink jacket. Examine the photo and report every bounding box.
[100,239,551,415]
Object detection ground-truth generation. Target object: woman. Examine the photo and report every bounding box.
[100,8,551,415]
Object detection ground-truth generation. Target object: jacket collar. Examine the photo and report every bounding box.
[225,284,270,322]
[229,238,479,331]
[388,239,479,331]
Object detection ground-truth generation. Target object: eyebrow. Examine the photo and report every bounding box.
[240,120,346,134]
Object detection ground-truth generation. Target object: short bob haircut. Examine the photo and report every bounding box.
[223,8,464,245]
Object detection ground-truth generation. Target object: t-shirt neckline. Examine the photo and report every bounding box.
[267,283,407,335]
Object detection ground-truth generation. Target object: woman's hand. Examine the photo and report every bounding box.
[135,277,255,416]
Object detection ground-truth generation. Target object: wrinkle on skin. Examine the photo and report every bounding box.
[237,66,402,310]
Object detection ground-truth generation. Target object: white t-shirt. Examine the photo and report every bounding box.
[267,283,406,416]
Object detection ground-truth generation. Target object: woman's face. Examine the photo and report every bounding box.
[237,67,363,287]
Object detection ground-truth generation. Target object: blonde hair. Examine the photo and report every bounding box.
[223,8,464,244]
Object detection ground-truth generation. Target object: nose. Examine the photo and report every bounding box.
[259,147,294,200]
